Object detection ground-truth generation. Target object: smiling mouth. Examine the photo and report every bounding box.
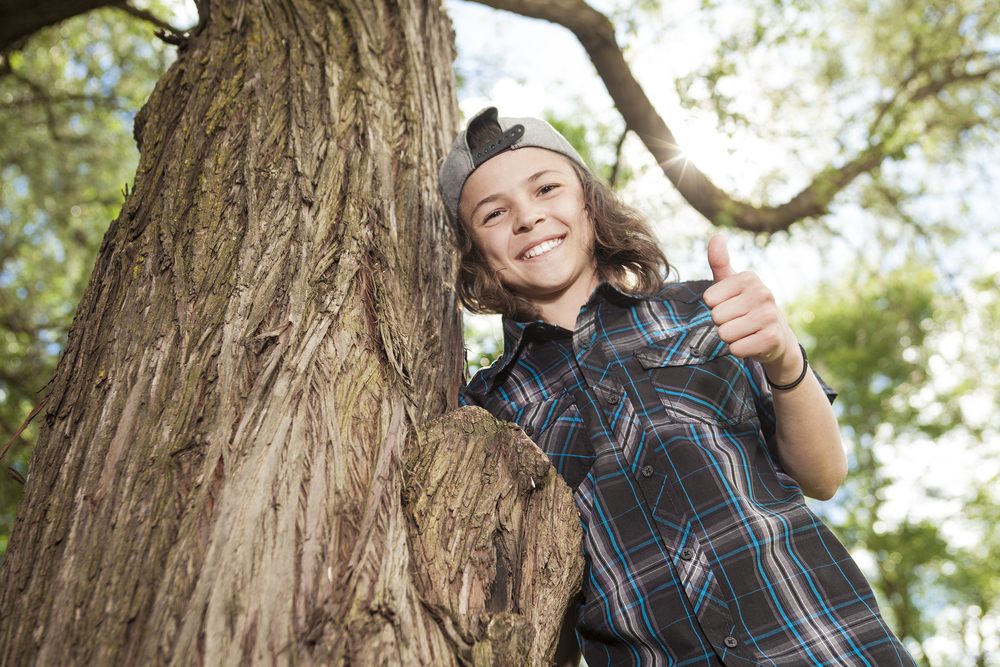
[519,237,564,260]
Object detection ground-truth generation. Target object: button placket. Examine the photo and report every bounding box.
[578,303,752,664]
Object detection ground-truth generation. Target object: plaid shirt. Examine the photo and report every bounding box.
[460,282,915,667]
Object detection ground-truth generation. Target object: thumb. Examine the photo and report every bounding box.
[708,233,736,283]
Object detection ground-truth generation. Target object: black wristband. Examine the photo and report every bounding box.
[765,344,809,391]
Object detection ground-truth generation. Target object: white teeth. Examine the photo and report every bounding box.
[522,237,563,259]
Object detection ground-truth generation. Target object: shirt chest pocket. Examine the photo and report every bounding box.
[514,395,593,490]
[634,324,757,427]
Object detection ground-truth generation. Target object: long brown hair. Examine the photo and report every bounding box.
[456,160,672,321]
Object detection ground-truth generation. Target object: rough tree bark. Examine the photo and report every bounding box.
[0,1,583,665]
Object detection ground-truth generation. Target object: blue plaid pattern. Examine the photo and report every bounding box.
[460,282,916,667]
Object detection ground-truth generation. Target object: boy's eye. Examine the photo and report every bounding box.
[539,184,559,195]
[482,209,503,225]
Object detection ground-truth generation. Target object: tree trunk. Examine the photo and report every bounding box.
[0,1,583,665]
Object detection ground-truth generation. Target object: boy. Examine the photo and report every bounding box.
[440,107,916,666]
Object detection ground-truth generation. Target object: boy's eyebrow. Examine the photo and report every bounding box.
[468,168,562,221]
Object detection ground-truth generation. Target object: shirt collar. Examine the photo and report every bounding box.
[485,282,647,392]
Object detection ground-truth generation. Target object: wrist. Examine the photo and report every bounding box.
[764,344,809,391]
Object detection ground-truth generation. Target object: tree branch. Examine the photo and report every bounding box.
[2,67,106,143]
[113,1,187,39]
[0,397,47,465]
[0,0,201,53]
[607,124,629,190]
[0,0,113,52]
[3,65,125,110]
[468,0,969,233]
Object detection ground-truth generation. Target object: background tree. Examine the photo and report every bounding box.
[787,262,998,664]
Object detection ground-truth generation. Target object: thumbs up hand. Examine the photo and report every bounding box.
[708,231,737,283]
[704,234,846,498]
[703,234,799,375]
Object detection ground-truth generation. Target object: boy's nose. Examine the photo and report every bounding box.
[513,208,544,233]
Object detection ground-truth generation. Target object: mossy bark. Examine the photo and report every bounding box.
[0,1,583,665]
[407,408,583,667]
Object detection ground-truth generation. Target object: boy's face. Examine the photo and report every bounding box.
[459,147,597,311]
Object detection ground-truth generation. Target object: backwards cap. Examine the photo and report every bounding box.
[438,107,589,228]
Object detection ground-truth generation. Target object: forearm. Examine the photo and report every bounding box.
[702,234,846,499]
[763,345,847,501]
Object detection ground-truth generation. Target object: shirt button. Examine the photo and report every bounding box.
[641,465,654,478]
[523,425,534,436]
[724,636,738,648]
[608,394,619,405]
[680,548,694,560]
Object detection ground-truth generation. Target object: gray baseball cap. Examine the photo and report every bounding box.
[438,107,590,228]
